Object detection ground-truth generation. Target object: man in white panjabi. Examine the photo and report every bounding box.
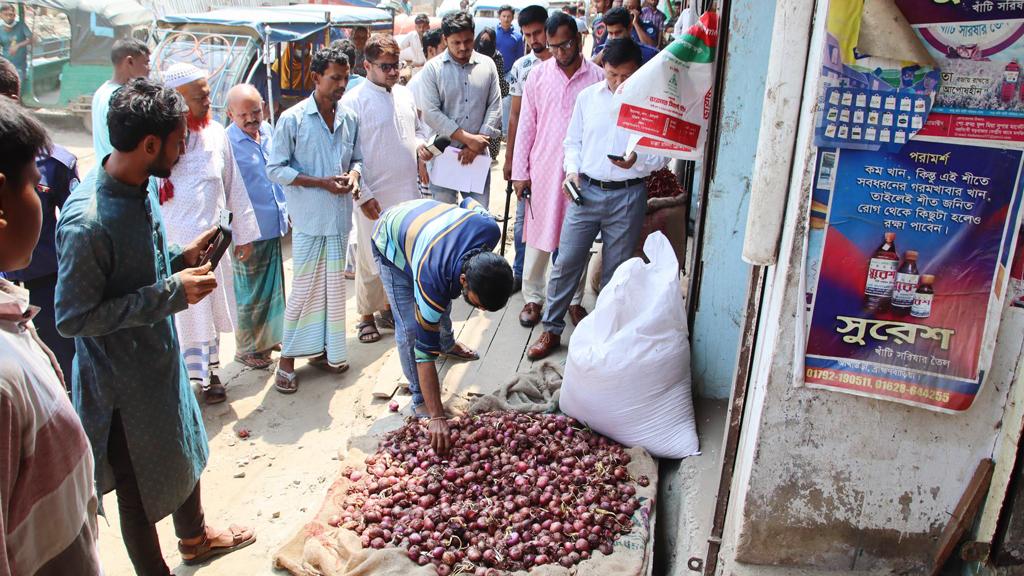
[158,62,261,404]
[342,33,426,344]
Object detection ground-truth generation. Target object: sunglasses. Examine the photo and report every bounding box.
[370,61,406,73]
[549,38,577,52]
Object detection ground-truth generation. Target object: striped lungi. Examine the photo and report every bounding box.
[281,232,348,366]
[233,237,285,355]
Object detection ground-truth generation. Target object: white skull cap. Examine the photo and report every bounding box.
[163,62,208,89]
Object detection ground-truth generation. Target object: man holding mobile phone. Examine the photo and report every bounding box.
[527,38,668,360]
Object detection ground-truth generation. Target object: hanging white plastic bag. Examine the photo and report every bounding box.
[613,10,719,160]
[560,232,699,459]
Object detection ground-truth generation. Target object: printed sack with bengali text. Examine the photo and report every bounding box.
[615,10,719,160]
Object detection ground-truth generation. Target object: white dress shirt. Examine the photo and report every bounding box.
[398,31,426,67]
[563,80,668,182]
[342,80,427,208]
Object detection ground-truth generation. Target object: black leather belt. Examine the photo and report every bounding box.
[581,173,645,190]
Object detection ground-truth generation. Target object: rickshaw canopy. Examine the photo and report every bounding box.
[159,4,391,44]
[17,0,152,66]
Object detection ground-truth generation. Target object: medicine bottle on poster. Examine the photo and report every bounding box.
[1002,61,1020,103]
[865,232,899,311]
[911,275,935,319]
[892,250,920,313]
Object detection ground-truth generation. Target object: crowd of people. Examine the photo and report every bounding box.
[0,1,684,573]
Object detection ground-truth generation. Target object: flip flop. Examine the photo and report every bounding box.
[308,355,350,374]
[179,524,256,566]
[357,320,382,344]
[375,310,395,330]
[274,369,298,394]
[235,353,274,369]
[203,375,227,405]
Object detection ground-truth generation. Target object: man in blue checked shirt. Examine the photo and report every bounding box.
[268,46,362,394]
[226,83,288,370]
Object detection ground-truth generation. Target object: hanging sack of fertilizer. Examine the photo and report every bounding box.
[560,232,699,459]
[613,9,719,160]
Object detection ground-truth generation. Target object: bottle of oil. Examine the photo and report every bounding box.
[891,250,920,314]
[865,232,898,312]
[911,275,935,319]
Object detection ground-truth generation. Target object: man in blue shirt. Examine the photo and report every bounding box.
[495,5,522,136]
[593,7,659,65]
[268,46,362,394]
[226,83,288,369]
[0,4,31,81]
[495,5,523,76]
[0,56,78,383]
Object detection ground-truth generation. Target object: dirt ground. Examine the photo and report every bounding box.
[52,126,521,576]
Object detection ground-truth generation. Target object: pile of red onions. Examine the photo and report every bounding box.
[331,412,649,575]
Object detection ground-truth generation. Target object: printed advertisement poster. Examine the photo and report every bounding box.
[896,0,1024,141]
[815,0,942,151]
[804,138,1024,412]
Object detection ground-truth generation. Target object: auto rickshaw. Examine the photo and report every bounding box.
[6,0,151,121]
[153,3,392,125]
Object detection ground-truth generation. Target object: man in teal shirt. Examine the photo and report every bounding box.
[90,38,150,160]
[0,3,31,81]
[56,78,255,574]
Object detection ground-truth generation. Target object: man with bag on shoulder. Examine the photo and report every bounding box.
[527,38,668,360]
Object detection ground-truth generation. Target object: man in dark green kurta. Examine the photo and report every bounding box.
[55,78,255,575]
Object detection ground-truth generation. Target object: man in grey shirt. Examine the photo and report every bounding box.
[417,10,502,208]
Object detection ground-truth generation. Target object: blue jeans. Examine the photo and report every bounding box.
[513,198,525,279]
[501,95,511,136]
[373,247,455,406]
[429,171,491,209]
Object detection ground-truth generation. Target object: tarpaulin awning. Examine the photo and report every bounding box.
[20,0,152,27]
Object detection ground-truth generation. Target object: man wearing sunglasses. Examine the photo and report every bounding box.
[342,34,425,346]
[510,11,602,330]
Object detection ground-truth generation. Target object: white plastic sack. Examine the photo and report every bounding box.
[612,10,719,161]
[560,232,699,459]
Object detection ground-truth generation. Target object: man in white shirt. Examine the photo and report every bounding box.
[91,38,150,160]
[399,13,431,69]
[343,33,425,344]
[527,38,668,360]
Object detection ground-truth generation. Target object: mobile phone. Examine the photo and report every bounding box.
[198,210,233,270]
[563,179,583,206]
[607,153,626,162]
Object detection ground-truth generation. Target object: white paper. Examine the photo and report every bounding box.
[428,147,490,194]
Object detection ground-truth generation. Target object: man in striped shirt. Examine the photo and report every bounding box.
[372,198,513,453]
[0,97,101,575]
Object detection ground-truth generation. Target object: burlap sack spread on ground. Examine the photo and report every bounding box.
[467,361,563,415]
[274,364,658,576]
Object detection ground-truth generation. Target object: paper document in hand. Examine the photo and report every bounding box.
[428,147,491,194]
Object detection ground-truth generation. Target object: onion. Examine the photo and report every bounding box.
[341,412,640,572]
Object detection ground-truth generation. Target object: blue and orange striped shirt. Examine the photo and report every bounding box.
[373,199,500,362]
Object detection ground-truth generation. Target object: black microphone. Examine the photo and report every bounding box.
[425,135,451,158]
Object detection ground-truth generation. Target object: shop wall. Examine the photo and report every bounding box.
[726,1,1024,570]
[690,0,775,399]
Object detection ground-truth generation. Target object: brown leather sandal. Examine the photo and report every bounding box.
[179,524,256,566]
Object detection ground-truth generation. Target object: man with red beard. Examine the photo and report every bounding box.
[159,62,262,404]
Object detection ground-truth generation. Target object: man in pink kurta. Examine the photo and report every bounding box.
[511,12,603,328]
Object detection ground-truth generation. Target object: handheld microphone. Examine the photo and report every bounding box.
[425,135,451,158]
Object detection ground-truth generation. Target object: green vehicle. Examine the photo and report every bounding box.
[10,0,152,125]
